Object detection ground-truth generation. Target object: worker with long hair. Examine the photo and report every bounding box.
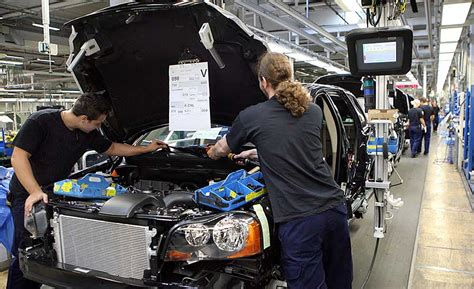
[208,52,353,289]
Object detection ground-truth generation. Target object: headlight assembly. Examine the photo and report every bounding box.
[165,213,262,262]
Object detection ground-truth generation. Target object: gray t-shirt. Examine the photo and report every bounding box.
[226,97,343,223]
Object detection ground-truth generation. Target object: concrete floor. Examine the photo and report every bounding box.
[0,135,473,289]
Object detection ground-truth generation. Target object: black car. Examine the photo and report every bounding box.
[19,2,369,289]
[307,84,371,218]
[316,74,410,163]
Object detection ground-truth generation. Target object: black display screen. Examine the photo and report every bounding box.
[346,27,413,76]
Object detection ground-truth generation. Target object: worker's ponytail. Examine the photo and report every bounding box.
[258,52,311,117]
[275,80,310,118]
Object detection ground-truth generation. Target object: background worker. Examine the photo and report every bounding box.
[407,99,426,158]
[207,52,352,289]
[7,92,167,289]
[420,97,434,155]
[431,100,440,133]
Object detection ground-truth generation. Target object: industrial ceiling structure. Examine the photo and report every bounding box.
[0,0,472,99]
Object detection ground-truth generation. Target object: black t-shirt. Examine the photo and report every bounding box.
[10,109,112,199]
[433,106,440,117]
[226,97,343,223]
[408,107,423,127]
[421,104,434,124]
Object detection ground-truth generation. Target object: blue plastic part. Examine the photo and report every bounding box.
[54,173,127,199]
[367,137,398,155]
[0,166,14,253]
[194,169,266,211]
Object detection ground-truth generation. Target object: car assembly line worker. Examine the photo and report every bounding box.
[407,98,426,158]
[7,92,167,289]
[207,52,352,289]
[420,97,434,155]
[431,100,440,133]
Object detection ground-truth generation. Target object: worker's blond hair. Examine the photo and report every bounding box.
[258,52,311,117]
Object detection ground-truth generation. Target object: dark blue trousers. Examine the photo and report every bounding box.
[409,125,422,157]
[7,196,41,289]
[422,125,431,154]
[278,203,353,289]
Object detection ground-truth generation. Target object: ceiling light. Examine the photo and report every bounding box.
[32,23,60,31]
[267,42,292,54]
[0,60,23,65]
[286,52,312,62]
[335,0,361,12]
[438,53,454,61]
[441,2,472,26]
[307,59,330,69]
[439,42,458,53]
[345,12,360,25]
[35,58,55,64]
[440,27,462,42]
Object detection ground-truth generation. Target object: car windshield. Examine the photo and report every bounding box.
[139,125,231,147]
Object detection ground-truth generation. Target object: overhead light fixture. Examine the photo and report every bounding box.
[0,60,23,66]
[438,53,454,61]
[267,42,292,54]
[334,0,361,12]
[59,89,81,94]
[441,2,472,26]
[308,59,330,69]
[286,52,313,62]
[440,27,463,42]
[345,12,360,25]
[35,58,55,64]
[32,23,60,31]
[439,42,458,53]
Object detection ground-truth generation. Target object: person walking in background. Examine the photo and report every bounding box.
[408,99,425,158]
[420,97,434,155]
[431,100,440,133]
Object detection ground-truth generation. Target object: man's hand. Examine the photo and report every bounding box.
[144,140,168,153]
[234,149,258,160]
[25,191,48,216]
[207,145,220,160]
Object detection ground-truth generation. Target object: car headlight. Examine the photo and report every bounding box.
[183,224,210,247]
[165,213,262,262]
[213,217,248,252]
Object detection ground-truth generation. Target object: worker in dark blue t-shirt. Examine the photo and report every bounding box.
[7,93,167,289]
[407,99,426,158]
[420,97,434,154]
[207,52,352,289]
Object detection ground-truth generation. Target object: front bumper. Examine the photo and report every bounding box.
[19,250,197,289]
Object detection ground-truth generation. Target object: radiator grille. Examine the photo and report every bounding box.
[58,214,152,279]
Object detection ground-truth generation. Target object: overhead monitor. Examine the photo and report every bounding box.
[346,27,413,76]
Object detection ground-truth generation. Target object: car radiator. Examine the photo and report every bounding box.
[52,214,157,280]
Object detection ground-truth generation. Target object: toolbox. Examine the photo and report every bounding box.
[53,173,127,199]
[367,136,399,155]
[194,169,266,211]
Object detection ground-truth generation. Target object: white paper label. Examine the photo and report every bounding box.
[169,62,211,131]
[253,204,271,249]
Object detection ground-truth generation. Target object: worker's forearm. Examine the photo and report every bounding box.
[11,156,43,195]
[420,119,426,127]
[106,143,148,157]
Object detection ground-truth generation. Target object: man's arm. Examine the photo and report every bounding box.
[207,136,232,160]
[104,140,167,157]
[11,147,48,215]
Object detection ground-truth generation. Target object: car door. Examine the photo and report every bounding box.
[310,88,348,185]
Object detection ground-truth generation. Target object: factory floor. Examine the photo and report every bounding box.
[351,134,474,289]
[0,135,473,289]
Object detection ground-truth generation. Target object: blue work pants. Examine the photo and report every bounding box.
[278,202,353,289]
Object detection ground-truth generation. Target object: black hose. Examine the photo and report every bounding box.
[360,238,380,289]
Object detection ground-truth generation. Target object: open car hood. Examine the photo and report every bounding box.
[66,1,267,142]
